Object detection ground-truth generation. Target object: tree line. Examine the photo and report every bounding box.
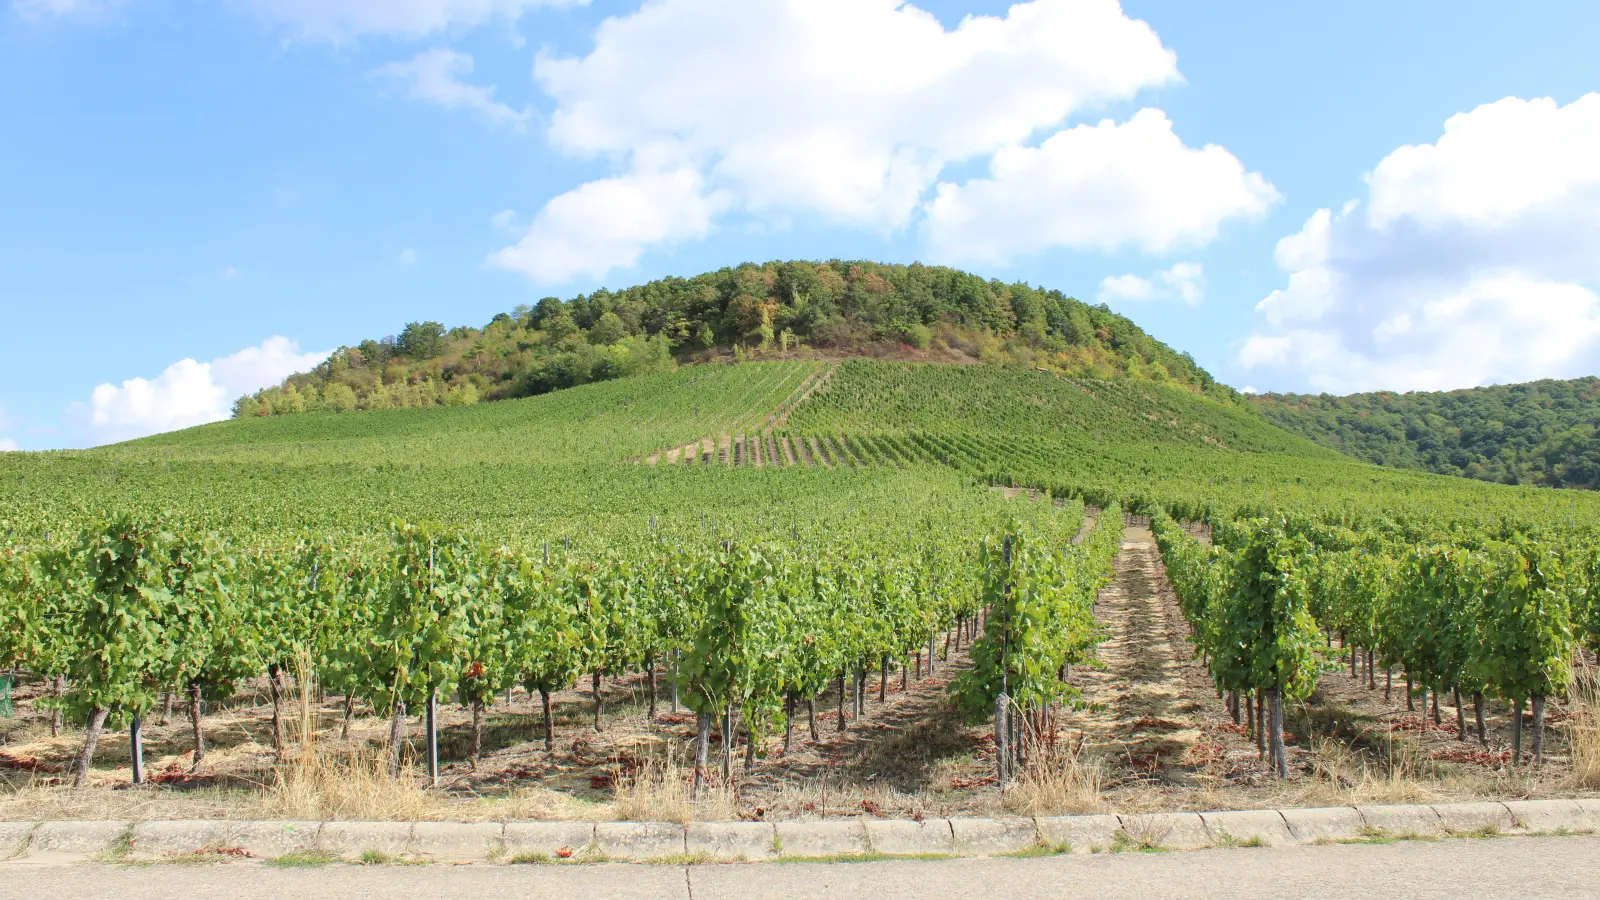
[1253,377,1600,490]
[235,260,1236,419]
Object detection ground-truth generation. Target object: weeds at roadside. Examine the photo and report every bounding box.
[1338,825,1437,845]
[646,851,714,865]
[92,826,135,863]
[1002,841,1070,858]
[266,849,340,868]
[357,848,429,866]
[772,851,948,864]
[1443,825,1501,839]
[508,851,552,865]
[149,849,245,866]
[1108,829,1167,854]
[507,842,613,865]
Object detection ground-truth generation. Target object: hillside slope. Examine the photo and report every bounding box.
[236,260,1236,418]
[1253,376,1600,489]
[8,360,1595,545]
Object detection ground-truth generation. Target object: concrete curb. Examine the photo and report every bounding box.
[1,799,1595,865]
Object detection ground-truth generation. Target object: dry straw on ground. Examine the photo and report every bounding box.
[264,749,432,822]
[1567,667,1600,790]
[1289,737,1440,807]
[1002,742,1106,816]
[612,748,735,823]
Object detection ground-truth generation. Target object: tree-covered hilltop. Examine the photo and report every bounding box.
[1252,377,1600,490]
[236,260,1237,417]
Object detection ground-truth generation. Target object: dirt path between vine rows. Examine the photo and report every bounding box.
[1069,526,1225,798]
[1058,523,1318,808]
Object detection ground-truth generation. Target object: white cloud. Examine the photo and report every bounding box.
[12,0,119,19]
[1242,94,1600,394]
[1367,96,1600,230]
[74,337,330,445]
[924,111,1277,263]
[492,169,728,282]
[398,247,419,265]
[498,0,1245,282]
[490,209,518,231]
[241,0,586,41]
[1098,261,1205,306]
[219,266,240,280]
[0,438,17,453]
[376,49,530,130]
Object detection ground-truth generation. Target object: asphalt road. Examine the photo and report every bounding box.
[4,835,1595,900]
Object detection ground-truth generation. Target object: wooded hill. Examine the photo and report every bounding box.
[1252,377,1600,490]
[235,260,1236,418]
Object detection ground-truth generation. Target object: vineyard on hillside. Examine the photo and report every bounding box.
[5,359,1600,822]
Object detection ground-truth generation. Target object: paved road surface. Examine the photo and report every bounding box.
[4,835,1594,899]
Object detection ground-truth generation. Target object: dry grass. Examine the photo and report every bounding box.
[263,749,432,822]
[470,786,604,822]
[612,749,691,823]
[0,775,252,821]
[1567,669,1600,790]
[753,775,953,821]
[926,756,971,793]
[262,662,430,822]
[1287,737,1440,807]
[1002,744,1106,816]
[612,749,735,823]
[260,752,607,822]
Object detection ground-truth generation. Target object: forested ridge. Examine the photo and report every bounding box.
[1253,377,1600,490]
[236,259,1236,418]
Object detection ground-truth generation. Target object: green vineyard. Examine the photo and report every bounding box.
[4,357,1600,814]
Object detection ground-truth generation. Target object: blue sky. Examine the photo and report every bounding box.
[2,0,1598,450]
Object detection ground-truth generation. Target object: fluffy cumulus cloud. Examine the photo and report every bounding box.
[376,49,531,130]
[0,439,17,453]
[1099,261,1205,306]
[924,110,1277,263]
[495,0,1268,282]
[74,337,329,445]
[1240,94,1600,393]
[492,169,729,283]
[241,0,586,41]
